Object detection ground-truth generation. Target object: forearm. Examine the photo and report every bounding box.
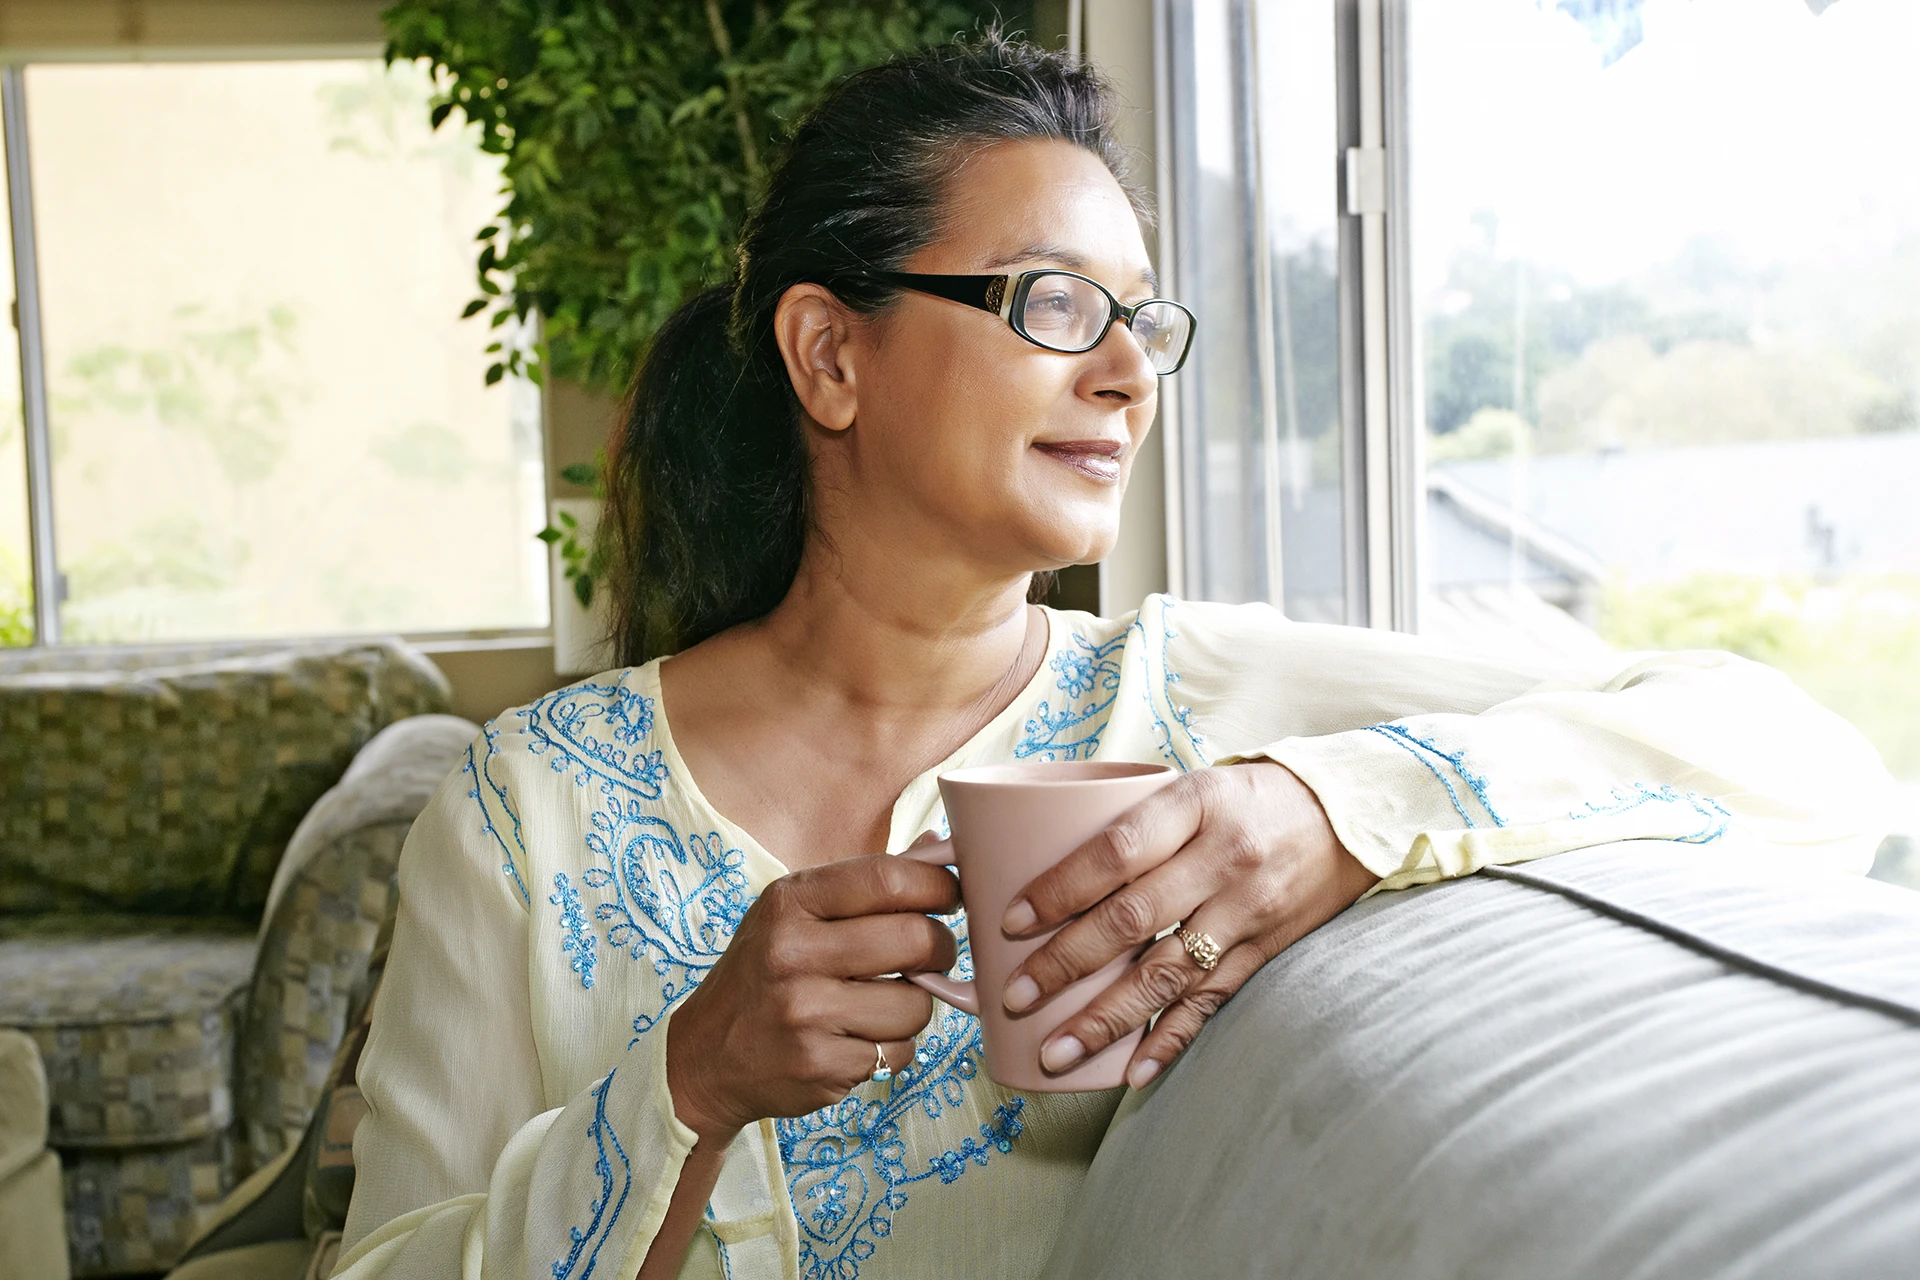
[1253,648,1896,888]
[636,1134,734,1280]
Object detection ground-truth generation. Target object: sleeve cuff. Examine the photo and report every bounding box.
[1227,724,1757,894]
[1221,727,1496,892]
[525,1020,699,1280]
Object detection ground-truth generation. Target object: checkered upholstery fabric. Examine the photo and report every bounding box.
[63,1130,234,1277]
[0,639,450,917]
[0,930,254,1148]
[303,876,398,1239]
[0,639,463,1277]
[236,714,477,1172]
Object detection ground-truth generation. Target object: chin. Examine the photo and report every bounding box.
[1011,511,1120,570]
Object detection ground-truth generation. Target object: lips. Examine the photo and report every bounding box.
[1032,438,1126,483]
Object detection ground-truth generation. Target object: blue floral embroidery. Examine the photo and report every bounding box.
[551,873,598,990]
[515,677,1023,1275]
[467,734,531,906]
[1571,783,1730,844]
[777,916,1027,1280]
[1364,723,1505,828]
[513,679,754,1037]
[1015,633,1125,761]
[580,794,752,1042]
[522,682,668,798]
[925,1103,1026,1184]
[1130,599,1206,770]
[552,1070,631,1280]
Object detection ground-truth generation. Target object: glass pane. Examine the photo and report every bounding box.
[28,60,546,643]
[1167,0,1344,618]
[0,97,27,648]
[1412,0,1920,869]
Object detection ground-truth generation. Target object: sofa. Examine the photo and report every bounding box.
[163,875,401,1280]
[167,836,1920,1280]
[0,1029,70,1279]
[0,638,477,1277]
[1045,840,1920,1278]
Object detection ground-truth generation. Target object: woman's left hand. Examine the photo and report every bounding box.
[998,760,1378,1089]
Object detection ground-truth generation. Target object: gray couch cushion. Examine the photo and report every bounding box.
[1045,841,1920,1280]
[0,930,254,1147]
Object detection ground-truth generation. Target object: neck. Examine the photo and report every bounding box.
[748,536,1041,723]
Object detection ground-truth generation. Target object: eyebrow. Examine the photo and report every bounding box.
[982,242,1160,294]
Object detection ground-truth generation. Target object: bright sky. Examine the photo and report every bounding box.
[1409,0,1920,294]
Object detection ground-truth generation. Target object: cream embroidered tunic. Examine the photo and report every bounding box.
[335,596,1892,1280]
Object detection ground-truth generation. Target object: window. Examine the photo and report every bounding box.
[2,58,546,647]
[1162,0,1349,622]
[1162,0,1920,873]
[1410,0,1920,842]
[0,131,25,646]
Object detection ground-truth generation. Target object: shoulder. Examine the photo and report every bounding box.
[473,663,664,792]
[443,664,664,904]
[1081,593,1294,663]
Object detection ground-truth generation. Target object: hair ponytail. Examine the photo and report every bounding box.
[603,30,1142,665]
[604,285,805,663]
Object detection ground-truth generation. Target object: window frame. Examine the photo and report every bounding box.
[0,49,556,651]
[1144,0,1421,630]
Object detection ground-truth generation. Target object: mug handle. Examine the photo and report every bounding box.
[897,839,979,1017]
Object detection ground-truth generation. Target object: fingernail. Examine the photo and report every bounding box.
[1003,898,1037,934]
[1040,1035,1085,1073]
[1004,975,1040,1012]
[1127,1058,1162,1089]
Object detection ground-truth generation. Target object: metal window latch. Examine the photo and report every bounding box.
[1344,146,1386,216]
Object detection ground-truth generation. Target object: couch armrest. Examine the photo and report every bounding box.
[235,714,478,1174]
[0,1028,49,1184]
[1043,842,1920,1280]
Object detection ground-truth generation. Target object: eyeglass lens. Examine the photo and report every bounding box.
[1016,273,1190,373]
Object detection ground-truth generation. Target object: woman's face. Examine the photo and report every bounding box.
[815,137,1163,580]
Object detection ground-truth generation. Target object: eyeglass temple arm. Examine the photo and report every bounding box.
[871,272,1008,316]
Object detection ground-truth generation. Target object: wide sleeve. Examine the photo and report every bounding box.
[333,739,702,1280]
[1152,598,1897,893]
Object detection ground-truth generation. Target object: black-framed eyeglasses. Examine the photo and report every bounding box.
[866,269,1197,376]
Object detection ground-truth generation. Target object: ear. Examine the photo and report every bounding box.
[773,282,861,433]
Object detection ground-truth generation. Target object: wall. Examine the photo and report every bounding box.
[0,0,384,59]
[1083,0,1171,615]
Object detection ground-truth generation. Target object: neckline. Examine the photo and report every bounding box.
[644,606,1062,878]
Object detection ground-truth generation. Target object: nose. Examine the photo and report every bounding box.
[1084,316,1159,404]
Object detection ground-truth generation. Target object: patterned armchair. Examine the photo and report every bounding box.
[0,639,477,1277]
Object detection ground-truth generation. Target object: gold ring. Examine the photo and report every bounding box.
[1174,924,1222,972]
[870,1042,893,1083]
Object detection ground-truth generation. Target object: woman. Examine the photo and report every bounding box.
[336,33,1890,1280]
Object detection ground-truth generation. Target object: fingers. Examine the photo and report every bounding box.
[1003,771,1216,937]
[804,913,959,980]
[822,1036,920,1096]
[1032,933,1205,1075]
[876,1037,918,1078]
[777,853,961,920]
[838,976,939,1045]
[1125,941,1269,1088]
[1003,853,1208,1011]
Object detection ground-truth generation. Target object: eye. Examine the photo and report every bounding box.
[1022,286,1090,333]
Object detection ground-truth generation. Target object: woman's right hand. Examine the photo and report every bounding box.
[664,853,961,1141]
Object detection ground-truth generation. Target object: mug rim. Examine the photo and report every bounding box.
[937,760,1177,787]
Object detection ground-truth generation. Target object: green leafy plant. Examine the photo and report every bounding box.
[537,456,609,607]
[382,0,1027,397]
[385,0,1029,609]
[0,554,30,648]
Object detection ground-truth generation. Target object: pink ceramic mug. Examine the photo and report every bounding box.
[900,760,1179,1091]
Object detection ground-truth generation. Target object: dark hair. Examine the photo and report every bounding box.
[604,30,1143,665]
